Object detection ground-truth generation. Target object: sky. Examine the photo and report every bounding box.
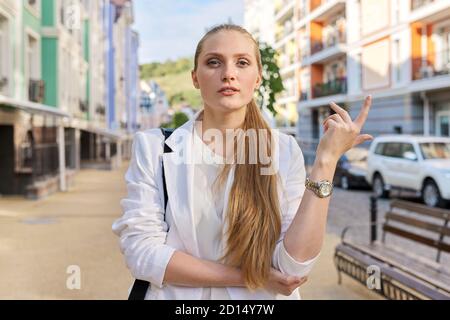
[134,0,244,64]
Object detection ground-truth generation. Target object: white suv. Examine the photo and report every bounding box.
[366,135,450,208]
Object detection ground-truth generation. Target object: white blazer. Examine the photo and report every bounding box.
[112,109,319,300]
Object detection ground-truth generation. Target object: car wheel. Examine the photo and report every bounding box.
[373,174,389,198]
[340,176,350,190]
[422,180,445,208]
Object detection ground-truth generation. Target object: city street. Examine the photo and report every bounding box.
[0,162,382,300]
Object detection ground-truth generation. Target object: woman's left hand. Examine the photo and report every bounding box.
[316,95,373,163]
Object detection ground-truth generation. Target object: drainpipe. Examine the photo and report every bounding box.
[420,91,430,136]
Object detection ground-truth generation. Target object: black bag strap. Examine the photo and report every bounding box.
[128,127,174,301]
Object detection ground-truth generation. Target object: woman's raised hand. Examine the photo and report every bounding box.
[317,95,373,163]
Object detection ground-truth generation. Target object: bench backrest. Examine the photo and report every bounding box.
[382,199,450,262]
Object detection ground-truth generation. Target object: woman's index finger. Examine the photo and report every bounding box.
[354,95,372,128]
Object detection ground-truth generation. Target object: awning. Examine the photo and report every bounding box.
[84,126,125,141]
[63,117,128,141]
[0,94,70,118]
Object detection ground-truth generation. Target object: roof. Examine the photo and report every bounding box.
[374,134,450,143]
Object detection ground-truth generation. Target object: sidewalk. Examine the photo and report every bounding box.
[0,161,380,299]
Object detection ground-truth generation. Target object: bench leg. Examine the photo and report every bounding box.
[337,270,342,285]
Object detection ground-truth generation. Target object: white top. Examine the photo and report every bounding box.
[113,113,321,299]
[191,123,318,300]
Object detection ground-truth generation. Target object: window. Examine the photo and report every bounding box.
[27,35,38,80]
[394,39,402,83]
[0,15,8,95]
[355,52,362,91]
[420,142,450,160]
[393,0,400,24]
[356,0,362,39]
[374,142,385,155]
[26,0,41,16]
[26,33,41,102]
[438,26,450,72]
[401,143,417,159]
[382,142,403,158]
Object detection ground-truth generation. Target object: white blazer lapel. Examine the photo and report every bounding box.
[161,112,201,257]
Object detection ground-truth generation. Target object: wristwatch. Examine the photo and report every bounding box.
[305,177,334,198]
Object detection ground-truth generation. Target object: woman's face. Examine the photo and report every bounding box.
[192,30,261,113]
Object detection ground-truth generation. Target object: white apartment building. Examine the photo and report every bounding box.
[85,0,107,128]
[246,0,450,163]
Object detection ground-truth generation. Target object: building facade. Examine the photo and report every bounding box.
[0,0,140,198]
[245,0,450,164]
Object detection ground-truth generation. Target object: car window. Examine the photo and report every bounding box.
[419,142,450,160]
[382,142,403,158]
[401,143,417,159]
[374,143,385,155]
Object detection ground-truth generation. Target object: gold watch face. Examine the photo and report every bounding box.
[319,182,333,196]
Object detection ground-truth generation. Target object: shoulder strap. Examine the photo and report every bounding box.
[160,127,174,212]
[128,127,174,301]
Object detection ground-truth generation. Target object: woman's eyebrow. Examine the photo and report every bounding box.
[204,52,252,58]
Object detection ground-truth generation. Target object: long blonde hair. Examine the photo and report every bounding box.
[193,24,282,289]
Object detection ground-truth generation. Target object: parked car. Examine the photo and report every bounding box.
[334,147,370,190]
[366,135,450,208]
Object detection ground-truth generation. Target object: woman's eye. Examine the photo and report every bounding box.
[207,59,220,66]
[238,60,249,66]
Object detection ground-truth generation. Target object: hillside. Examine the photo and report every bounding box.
[140,58,202,109]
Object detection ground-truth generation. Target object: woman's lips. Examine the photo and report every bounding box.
[219,89,239,96]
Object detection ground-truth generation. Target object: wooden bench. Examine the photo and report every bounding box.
[334,197,450,300]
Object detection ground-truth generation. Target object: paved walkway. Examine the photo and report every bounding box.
[0,162,380,299]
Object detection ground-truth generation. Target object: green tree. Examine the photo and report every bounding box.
[160,111,189,129]
[257,42,284,117]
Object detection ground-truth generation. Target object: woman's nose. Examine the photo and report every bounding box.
[221,63,237,81]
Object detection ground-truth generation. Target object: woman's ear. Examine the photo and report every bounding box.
[255,74,262,90]
[191,70,200,89]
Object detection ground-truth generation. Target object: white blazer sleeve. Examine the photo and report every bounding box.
[272,135,320,278]
[112,131,176,289]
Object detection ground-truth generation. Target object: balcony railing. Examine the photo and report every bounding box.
[96,104,106,115]
[311,28,346,55]
[413,50,450,80]
[313,77,347,98]
[300,91,308,101]
[275,22,294,42]
[28,79,45,103]
[0,77,8,91]
[275,0,294,15]
[79,100,88,113]
[411,0,436,11]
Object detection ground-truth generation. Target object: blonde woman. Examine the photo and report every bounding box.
[112,24,373,300]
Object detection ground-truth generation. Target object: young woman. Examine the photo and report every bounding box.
[112,24,373,300]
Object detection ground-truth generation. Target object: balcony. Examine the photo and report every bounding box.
[305,34,346,65]
[411,0,436,11]
[300,91,309,101]
[28,79,45,103]
[275,0,295,19]
[298,6,308,21]
[96,104,105,116]
[313,77,347,98]
[275,21,294,43]
[413,50,450,80]
[79,100,88,113]
[310,0,346,22]
[409,0,450,23]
